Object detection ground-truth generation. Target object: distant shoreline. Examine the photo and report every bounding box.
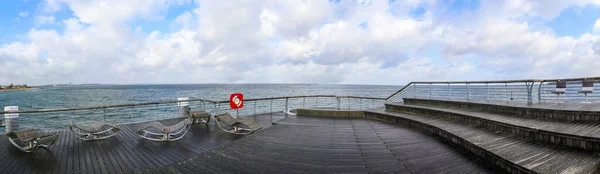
[0,88,39,92]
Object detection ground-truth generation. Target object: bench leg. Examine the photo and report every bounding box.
[583,93,591,104]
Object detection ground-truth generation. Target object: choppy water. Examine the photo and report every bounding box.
[0,84,399,110]
[0,84,400,131]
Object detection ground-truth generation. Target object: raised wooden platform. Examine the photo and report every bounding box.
[365,109,600,173]
[131,116,498,173]
[403,98,600,121]
[372,98,600,173]
[389,102,600,150]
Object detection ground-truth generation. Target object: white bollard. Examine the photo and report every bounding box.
[4,106,19,133]
[178,97,190,118]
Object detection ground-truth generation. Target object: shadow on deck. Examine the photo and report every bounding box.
[0,112,499,173]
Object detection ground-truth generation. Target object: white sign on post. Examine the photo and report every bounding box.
[178,97,190,107]
[4,106,18,118]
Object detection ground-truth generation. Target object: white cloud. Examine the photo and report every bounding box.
[19,11,29,17]
[35,15,55,26]
[594,19,600,34]
[2,0,600,85]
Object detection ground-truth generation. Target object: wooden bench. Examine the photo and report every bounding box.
[578,79,594,103]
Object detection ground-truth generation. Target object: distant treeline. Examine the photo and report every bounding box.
[0,84,30,89]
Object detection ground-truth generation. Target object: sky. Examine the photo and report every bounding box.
[1,0,600,86]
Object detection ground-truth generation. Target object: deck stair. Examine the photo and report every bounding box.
[365,98,600,173]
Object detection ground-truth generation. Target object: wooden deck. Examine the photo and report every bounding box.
[0,113,285,174]
[0,113,498,173]
[131,116,498,173]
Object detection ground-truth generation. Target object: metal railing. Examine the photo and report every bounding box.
[386,77,600,104]
[1,95,386,131]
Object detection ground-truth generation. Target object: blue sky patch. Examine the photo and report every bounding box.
[547,5,600,37]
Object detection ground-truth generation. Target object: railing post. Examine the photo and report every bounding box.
[429,83,432,99]
[538,81,543,102]
[285,98,289,114]
[412,83,416,98]
[316,97,319,108]
[447,83,450,100]
[372,99,375,108]
[467,83,471,101]
[347,98,350,110]
[131,106,134,122]
[303,97,306,108]
[526,82,533,104]
[505,82,509,100]
[254,100,257,115]
[336,97,340,110]
[486,83,489,101]
[270,99,273,113]
[359,99,362,110]
[103,108,107,122]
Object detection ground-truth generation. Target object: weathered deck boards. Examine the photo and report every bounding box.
[0,112,499,173]
[139,116,499,173]
[425,97,600,111]
[0,113,285,174]
[366,109,600,173]
[396,103,600,139]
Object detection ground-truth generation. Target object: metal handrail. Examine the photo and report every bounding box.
[1,95,387,131]
[386,76,600,103]
[1,95,384,114]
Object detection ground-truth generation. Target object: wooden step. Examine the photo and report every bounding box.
[387,103,600,150]
[365,109,600,174]
[403,98,600,122]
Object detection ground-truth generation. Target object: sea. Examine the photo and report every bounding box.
[0,84,401,131]
[0,84,400,110]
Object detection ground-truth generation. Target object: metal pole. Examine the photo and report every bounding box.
[429,83,432,99]
[270,99,273,113]
[336,97,340,110]
[412,83,416,98]
[41,113,45,129]
[467,83,471,101]
[285,98,289,114]
[316,97,319,108]
[254,100,257,115]
[538,81,544,102]
[505,82,508,100]
[131,106,134,122]
[447,83,450,100]
[372,99,375,108]
[359,99,362,110]
[526,82,533,104]
[348,98,350,110]
[303,97,306,108]
[486,83,489,101]
[103,108,106,122]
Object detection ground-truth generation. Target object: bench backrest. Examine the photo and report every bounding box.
[216,114,236,126]
[582,80,594,91]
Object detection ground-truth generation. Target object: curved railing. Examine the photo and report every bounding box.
[1,95,386,131]
[386,76,600,104]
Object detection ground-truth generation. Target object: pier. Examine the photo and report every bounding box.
[1,77,600,173]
